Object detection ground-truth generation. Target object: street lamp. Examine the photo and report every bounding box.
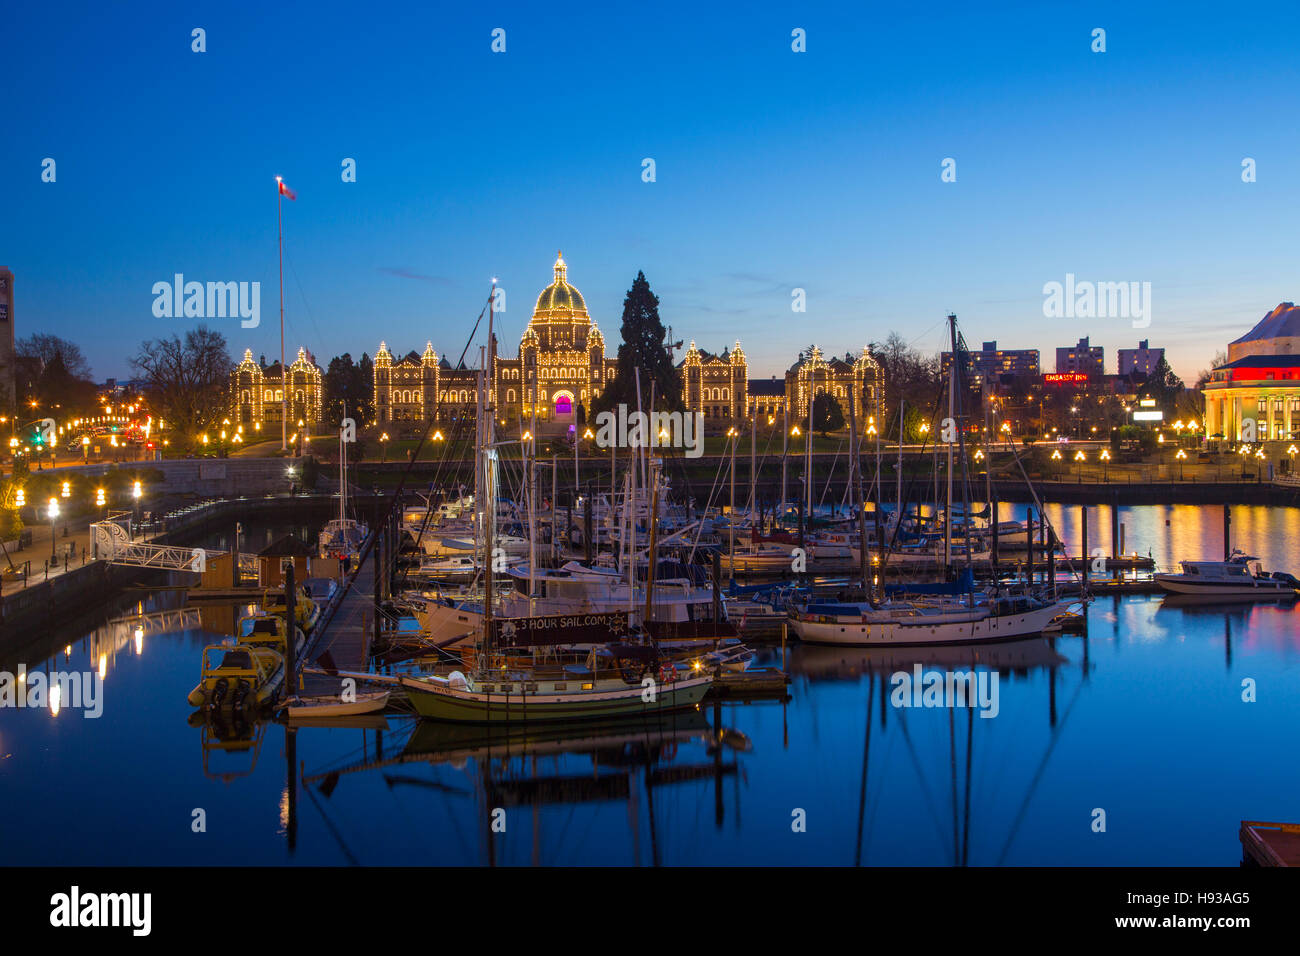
[47,497,59,562]
[1100,448,1111,482]
[132,480,142,539]
[1175,447,1187,480]
[81,435,89,463]
[379,431,389,463]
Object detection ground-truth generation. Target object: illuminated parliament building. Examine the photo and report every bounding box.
[371,252,882,432]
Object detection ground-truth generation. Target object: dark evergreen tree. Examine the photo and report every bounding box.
[812,392,845,436]
[323,353,371,425]
[594,272,682,415]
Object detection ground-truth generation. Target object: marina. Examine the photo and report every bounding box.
[3,495,1298,866]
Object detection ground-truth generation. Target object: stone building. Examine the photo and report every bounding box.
[374,252,617,430]
[231,347,324,430]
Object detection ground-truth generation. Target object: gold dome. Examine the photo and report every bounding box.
[533,251,588,318]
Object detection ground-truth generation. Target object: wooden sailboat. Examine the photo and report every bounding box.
[400,284,714,723]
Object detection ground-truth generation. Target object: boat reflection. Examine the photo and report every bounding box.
[788,636,1069,682]
[298,708,747,864]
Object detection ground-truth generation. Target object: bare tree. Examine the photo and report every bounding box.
[16,333,94,380]
[130,325,231,450]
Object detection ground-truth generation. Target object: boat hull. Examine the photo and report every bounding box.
[401,674,713,723]
[791,600,1072,647]
[1154,575,1297,599]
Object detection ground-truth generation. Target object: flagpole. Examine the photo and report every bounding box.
[276,176,286,452]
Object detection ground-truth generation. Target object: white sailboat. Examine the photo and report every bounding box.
[319,424,369,560]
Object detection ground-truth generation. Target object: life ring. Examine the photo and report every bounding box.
[658,663,677,685]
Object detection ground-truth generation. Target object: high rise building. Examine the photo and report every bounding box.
[1055,336,1104,376]
[941,340,1041,382]
[1117,339,1164,378]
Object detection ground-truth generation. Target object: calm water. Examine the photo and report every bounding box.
[2,504,1298,866]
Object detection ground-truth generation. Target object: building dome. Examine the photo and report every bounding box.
[1228,302,1300,361]
[533,251,588,318]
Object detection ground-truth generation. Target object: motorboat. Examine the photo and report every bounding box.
[1154,551,1300,600]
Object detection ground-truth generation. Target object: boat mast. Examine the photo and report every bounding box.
[848,383,869,598]
[896,397,904,519]
[481,282,498,671]
[750,409,756,519]
[944,314,956,573]
[781,399,788,526]
[806,364,814,522]
[338,426,345,526]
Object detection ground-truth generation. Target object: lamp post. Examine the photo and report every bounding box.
[1100,448,1110,482]
[380,432,389,464]
[1175,448,1187,481]
[47,497,59,562]
[132,480,142,539]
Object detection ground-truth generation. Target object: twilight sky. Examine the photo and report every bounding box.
[6,0,1300,383]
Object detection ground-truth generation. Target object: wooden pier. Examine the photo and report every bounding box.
[298,561,377,696]
[1240,820,1300,866]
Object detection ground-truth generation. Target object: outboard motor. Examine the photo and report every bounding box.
[231,678,252,714]
[207,677,229,713]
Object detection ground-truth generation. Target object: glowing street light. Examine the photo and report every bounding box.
[47,497,60,561]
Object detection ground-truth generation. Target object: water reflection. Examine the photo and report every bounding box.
[296,708,745,865]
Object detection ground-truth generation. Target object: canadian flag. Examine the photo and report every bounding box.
[277,179,296,200]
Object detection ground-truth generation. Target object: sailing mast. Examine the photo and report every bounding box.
[944,315,956,573]
[481,282,498,674]
[781,399,788,527]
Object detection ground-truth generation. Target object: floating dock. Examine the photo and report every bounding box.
[1240,820,1300,866]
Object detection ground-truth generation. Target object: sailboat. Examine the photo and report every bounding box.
[399,286,714,723]
[318,425,369,560]
[790,314,1078,647]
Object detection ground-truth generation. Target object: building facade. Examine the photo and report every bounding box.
[681,341,748,421]
[785,346,881,423]
[231,347,324,430]
[1203,302,1300,445]
[941,340,1041,383]
[1056,336,1105,376]
[1117,339,1164,378]
[374,252,617,429]
[370,254,881,434]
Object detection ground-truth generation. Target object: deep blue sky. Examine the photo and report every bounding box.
[6,0,1300,382]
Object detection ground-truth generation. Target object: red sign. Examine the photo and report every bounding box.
[1044,373,1088,384]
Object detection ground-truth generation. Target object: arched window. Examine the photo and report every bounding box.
[264,390,273,402]
[508,389,516,403]
[242,390,250,403]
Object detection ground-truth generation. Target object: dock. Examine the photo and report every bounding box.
[298,560,377,695]
[1240,820,1300,866]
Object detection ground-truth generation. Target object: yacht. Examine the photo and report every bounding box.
[1154,551,1300,599]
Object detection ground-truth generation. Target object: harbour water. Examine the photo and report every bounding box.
[2,503,1297,865]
